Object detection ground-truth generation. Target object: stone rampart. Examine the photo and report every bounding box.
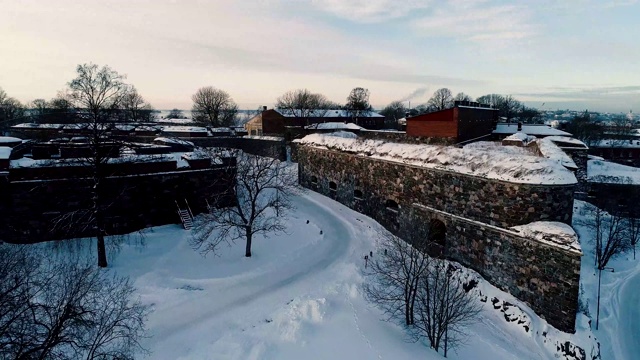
[293,144,580,332]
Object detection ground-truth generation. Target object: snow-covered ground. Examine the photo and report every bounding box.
[36,187,640,359]
[588,158,640,184]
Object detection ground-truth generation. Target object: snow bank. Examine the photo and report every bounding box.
[154,137,195,146]
[296,134,577,185]
[243,135,284,141]
[511,221,580,251]
[325,131,358,139]
[544,136,587,148]
[536,138,578,170]
[0,146,11,159]
[588,158,640,184]
[0,136,22,144]
[305,122,362,130]
[504,132,535,143]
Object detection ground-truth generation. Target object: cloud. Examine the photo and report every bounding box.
[410,2,536,45]
[309,0,433,22]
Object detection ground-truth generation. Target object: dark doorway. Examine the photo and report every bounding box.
[427,219,446,258]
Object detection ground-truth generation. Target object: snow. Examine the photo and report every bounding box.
[510,221,581,251]
[304,122,363,130]
[160,126,208,133]
[504,131,534,143]
[325,131,358,139]
[493,123,572,137]
[571,200,640,360]
[154,137,195,146]
[296,134,577,185]
[544,136,588,148]
[243,135,284,141]
[0,146,12,159]
[0,136,22,144]
[30,188,610,359]
[537,137,578,170]
[277,109,383,118]
[588,158,640,184]
[591,139,640,148]
[12,123,63,129]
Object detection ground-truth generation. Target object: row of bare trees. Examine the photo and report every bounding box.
[274,87,372,122]
[379,88,542,124]
[364,225,480,357]
[0,245,149,359]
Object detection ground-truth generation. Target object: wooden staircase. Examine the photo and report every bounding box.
[176,200,194,230]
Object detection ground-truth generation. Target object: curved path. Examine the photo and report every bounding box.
[146,192,359,358]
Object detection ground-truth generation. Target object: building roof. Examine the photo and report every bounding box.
[493,123,572,137]
[304,122,363,130]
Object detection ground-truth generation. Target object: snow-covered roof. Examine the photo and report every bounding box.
[305,122,363,130]
[114,124,136,131]
[0,136,22,144]
[210,127,232,132]
[0,147,12,160]
[504,132,535,143]
[161,126,208,133]
[544,136,587,148]
[12,123,64,129]
[510,221,580,252]
[493,123,572,137]
[536,138,578,170]
[295,134,577,185]
[135,126,160,132]
[588,159,640,184]
[277,109,383,118]
[243,135,284,141]
[154,137,195,146]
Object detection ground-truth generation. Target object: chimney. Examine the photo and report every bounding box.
[262,105,267,111]
[517,122,522,131]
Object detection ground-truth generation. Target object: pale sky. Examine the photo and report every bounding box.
[1,0,638,113]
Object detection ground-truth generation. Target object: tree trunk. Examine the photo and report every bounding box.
[245,228,252,257]
[97,232,107,268]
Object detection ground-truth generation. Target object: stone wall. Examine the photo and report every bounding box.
[0,163,236,244]
[293,144,580,332]
[412,205,580,332]
[294,145,574,228]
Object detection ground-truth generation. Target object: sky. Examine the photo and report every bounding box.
[1,0,638,113]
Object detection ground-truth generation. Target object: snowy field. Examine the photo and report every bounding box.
[43,193,638,359]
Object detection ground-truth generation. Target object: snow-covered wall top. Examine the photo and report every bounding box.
[536,138,578,170]
[294,134,577,185]
[510,221,580,252]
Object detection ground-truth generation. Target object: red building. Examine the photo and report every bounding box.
[406,102,498,143]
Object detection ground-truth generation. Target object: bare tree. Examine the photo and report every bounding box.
[588,206,630,270]
[380,100,407,121]
[453,92,472,102]
[625,216,640,260]
[414,260,481,357]
[0,87,25,131]
[191,152,298,257]
[427,88,454,111]
[275,89,331,122]
[167,108,184,119]
[67,63,130,267]
[30,98,48,122]
[191,86,238,127]
[363,229,431,326]
[0,245,150,359]
[566,111,603,147]
[476,93,505,108]
[121,87,154,122]
[501,95,522,122]
[345,87,372,124]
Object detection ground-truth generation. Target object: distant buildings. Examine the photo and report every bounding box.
[244,107,385,137]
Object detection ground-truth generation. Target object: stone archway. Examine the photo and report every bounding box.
[427,219,447,258]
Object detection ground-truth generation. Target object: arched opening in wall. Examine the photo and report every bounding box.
[329,181,337,194]
[385,199,399,213]
[354,189,363,200]
[427,219,447,258]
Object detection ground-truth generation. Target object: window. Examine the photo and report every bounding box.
[329,181,337,191]
[311,176,318,184]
